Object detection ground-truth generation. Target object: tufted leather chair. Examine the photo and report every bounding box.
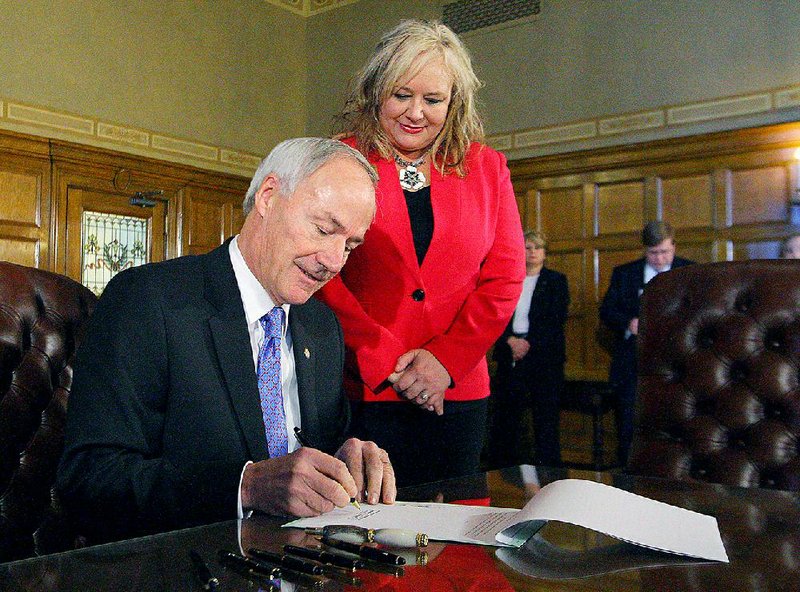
[0,262,97,561]
[627,260,800,490]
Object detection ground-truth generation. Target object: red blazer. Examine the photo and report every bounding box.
[317,140,525,402]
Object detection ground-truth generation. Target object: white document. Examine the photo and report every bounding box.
[284,478,728,563]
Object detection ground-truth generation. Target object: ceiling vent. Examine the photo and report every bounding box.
[443,0,541,35]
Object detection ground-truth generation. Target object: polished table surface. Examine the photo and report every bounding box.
[2,466,799,591]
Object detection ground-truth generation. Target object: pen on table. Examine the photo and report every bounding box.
[219,550,324,590]
[305,525,428,547]
[218,550,282,579]
[321,536,406,565]
[277,545,363,585]
[247,547,324,576]
[283,544,366,571]
[294,426,361,510]
[189,549,220,591]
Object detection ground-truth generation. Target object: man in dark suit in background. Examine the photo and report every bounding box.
[489,230,570,468]
[57,138,395,544]
[600,220,693,465]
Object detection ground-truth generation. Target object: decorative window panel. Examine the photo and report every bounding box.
[81,211,148,295]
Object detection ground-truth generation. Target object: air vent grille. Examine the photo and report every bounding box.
[443,0,541,34]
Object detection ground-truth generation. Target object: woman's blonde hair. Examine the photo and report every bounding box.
[524,229,547,252]
[338,19,484,177]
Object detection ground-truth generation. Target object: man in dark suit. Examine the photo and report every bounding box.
[489,230,570,468]
[57,138,395,544]
[599,220,693,465]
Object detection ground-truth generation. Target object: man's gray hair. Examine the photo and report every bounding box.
[243,138,377,215]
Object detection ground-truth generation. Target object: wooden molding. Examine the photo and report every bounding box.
[509,121,800,179]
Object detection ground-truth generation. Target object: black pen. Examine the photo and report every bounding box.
[218,549,282,579]
[190,550,220,591]
[293,426,312,447]
[283,544,366,570]
[219,551,324,590]
[321,536,406,565]
[248,547,324,575]
[294,427,361,510]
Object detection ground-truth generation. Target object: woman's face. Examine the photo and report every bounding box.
[379,54,452,161]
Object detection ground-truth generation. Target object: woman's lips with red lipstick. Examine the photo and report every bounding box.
[399,123,424,134]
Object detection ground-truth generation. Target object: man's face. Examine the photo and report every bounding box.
[645,238,676,272]
[245,157,375,305]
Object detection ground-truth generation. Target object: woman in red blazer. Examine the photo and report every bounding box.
[317,19,525,486]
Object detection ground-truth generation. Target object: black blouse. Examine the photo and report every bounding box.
[404,185,434,266]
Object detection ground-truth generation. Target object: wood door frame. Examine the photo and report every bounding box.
[51,157,183,279]
[63,186,167,285]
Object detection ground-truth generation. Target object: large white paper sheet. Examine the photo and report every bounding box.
[284,478,728,562]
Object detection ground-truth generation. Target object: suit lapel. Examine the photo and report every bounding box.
[203,244,269,461]
[421,165,460,275]
[635,259,647,293]
[528,270,548,319]
[289,306,321,443]
[375,158,420,275]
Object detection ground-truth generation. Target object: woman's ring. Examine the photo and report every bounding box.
[420,392,429,402]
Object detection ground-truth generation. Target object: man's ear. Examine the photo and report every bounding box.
[254,174,280,216]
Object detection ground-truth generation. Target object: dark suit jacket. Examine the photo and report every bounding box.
[56,241,350,542]
[493,266,570,368]
[599,256,694,385]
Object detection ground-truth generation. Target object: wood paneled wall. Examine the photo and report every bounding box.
[509,122,800,382]
[0,130,249,278]
[0,133,52,267]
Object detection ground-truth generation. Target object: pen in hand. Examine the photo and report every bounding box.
[294,427,361,510]
[189,549,219,591]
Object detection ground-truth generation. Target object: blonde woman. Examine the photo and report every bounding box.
[318,20,525,486]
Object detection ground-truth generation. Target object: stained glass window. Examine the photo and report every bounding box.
[81,211,149,295]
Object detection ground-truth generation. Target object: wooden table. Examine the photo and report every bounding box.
[2,466,798,591]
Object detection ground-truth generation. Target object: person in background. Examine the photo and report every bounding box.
[316,19,525,486]
[781,234,800,258]
[599,220,693,465]
[489,230,569,469]
[57,138,395,544]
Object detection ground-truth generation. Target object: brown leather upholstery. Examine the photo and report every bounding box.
[628,260,800,490]
[0,262,97,561]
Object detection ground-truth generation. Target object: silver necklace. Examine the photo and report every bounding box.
[394,153,427,191]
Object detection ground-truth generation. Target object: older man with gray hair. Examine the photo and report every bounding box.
[58,138,395,545]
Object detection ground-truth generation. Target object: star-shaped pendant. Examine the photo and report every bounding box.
[399,165,426,191]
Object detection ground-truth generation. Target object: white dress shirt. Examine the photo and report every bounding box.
[511,273,539,336]
[627,262,672,339]
[643,262,669,286]
[229,236,303,517]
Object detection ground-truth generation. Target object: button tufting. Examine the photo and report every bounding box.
[764,327,785,352]
[729,361,748,382]
[411,289,425,301]
[696,325,716,349]
[735,292,753,313]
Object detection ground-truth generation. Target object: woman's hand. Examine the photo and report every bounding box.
[507,336,530,361]
[387,349,450,415]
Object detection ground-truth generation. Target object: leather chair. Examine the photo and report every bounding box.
[0,262,97,561]
[627,260,800,490]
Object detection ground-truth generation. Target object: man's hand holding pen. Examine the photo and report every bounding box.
[241,437,395,517]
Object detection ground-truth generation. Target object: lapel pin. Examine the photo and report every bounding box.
[304,348,311,359]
